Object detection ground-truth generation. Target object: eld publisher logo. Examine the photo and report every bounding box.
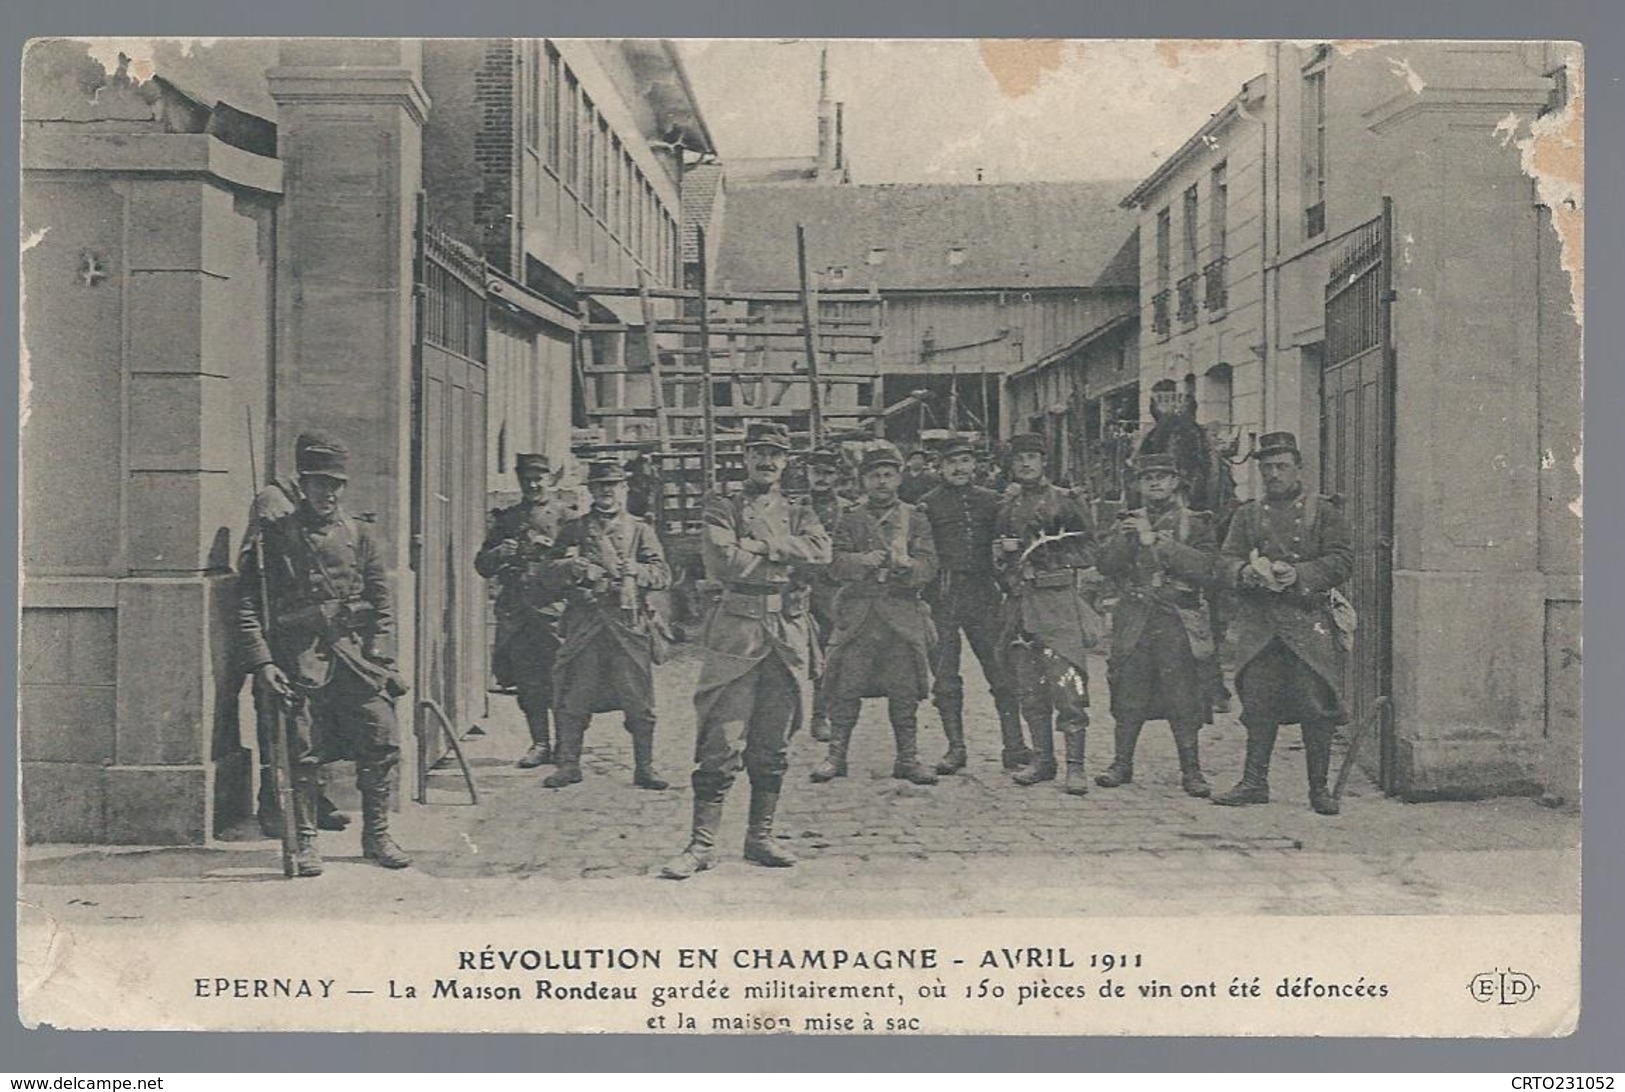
[1468,968,1539,1005]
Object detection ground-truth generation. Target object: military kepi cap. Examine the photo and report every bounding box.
[1133,453,1182,478]
[744,421,792,451]
[805,446,843,468]
[585,459,628,484]
[859,441,904,475]
[1255,431,1301,459]
[939,433,977,459]
[1007,432,1048,456]
[295,431,349,481]
[514,452,550,474]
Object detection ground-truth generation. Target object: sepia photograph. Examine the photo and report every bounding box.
[15,35,1583,1037]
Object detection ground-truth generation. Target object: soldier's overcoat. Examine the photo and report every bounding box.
[692,488,832,728]
[1096,501,1221,723]
[821,499,938,701]
[542,508,670,716]
[475,496,573,686]
[1221,489,1355,720]
[993,482,1103,675]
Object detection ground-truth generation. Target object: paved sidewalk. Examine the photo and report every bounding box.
[21,645,1579,925]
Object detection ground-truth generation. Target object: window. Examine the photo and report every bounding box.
[1181,184,1199,273]
[1205,162,1229,313]
[581,97,596,209]
[1302,67,1327,237]
[1155,208,1171,292]
[563,70,580,188]
[544,45,561,168]
[523,42,540,150]
[597,117,610,214]
[610,136,623,237]
[1153,207,1172,338]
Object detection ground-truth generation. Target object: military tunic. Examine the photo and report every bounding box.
[917,482,1013,711]
[237,503,401,771]
[806,489,849,724]
[993,481,1103,734]
[822,498,939,701]
[1222,488,1355,727]
[1096,500,1220,725]
[541,509,670,720]
[898,469,941,504]
[475,496,573,727]
[692,486,832,779]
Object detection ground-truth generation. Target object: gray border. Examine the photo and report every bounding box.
[4,0,1619,1073]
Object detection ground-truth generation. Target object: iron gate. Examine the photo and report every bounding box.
[412,194,489,802]
[1319,198,1396,790]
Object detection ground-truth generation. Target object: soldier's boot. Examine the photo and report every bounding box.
[996,695,1032,771]
[1095,719,1144,788]
[742,774,797,868]
[1062,729,1090,796]
[810,713,855,782]
[290,773,323,878]
[934,699,968,775]
[257,768,282,838]
[659,773,728,880]
[358,767,412,869]
[890,704,938,785]
[810,682,832,743]
[516,707,552,769]
[543,714,587,788]
[316,792,351,831]
[1012,714,1058,786]
[1212,722,1278,806]
[1171,721,1211,798]
[629,721,669,791]
[1304,722,1341,816]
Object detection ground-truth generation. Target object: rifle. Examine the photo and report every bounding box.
[246,408,299,878]
[1333,695,1390,804]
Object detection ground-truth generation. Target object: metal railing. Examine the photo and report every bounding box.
[1151,289,1172,338]
[1176,273,1200,327]
[1203,256,1228,314]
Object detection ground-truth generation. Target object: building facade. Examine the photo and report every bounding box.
[19,37,712,844]
[1111,43,1582,801]
[714,181,1139,447]
[1122,75,1269,493]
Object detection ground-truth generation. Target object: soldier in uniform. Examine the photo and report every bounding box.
[898,445,941,503]
[811,442,940,786]
[993,432,1103,795]
[475,453,572,769]
[804,446,849,744]
[237,431,411,876]
[659,422,832,879]
[918,436,1026,774]
[538,460,671,791]
[1094,454,1221,796]
[1212,432,1355,815]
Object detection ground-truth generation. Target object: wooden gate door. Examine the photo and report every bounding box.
[412,198,489,802]
[1319,199,1396,789]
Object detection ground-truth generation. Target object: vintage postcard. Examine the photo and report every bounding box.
[16,37,1582,1036]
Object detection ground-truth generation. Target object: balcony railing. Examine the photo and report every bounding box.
[1176,273,1200,327]
[1151,289,1172,338]
[1203,256,1228,314]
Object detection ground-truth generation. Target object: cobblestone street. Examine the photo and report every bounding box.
[22,644,1580,926]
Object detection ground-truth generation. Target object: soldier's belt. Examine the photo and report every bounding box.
[1026,569,1083,590]
[722,588,784,617]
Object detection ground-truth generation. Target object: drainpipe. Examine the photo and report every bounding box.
[1236,86,1270,483]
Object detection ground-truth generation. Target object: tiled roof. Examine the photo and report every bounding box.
[680,162,724,263]
[714,180,1139,292]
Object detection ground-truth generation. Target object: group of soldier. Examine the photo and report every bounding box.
[238,420,1355,881]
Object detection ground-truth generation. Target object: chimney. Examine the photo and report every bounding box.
[816,46,837,179]
[835,102,845,176]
